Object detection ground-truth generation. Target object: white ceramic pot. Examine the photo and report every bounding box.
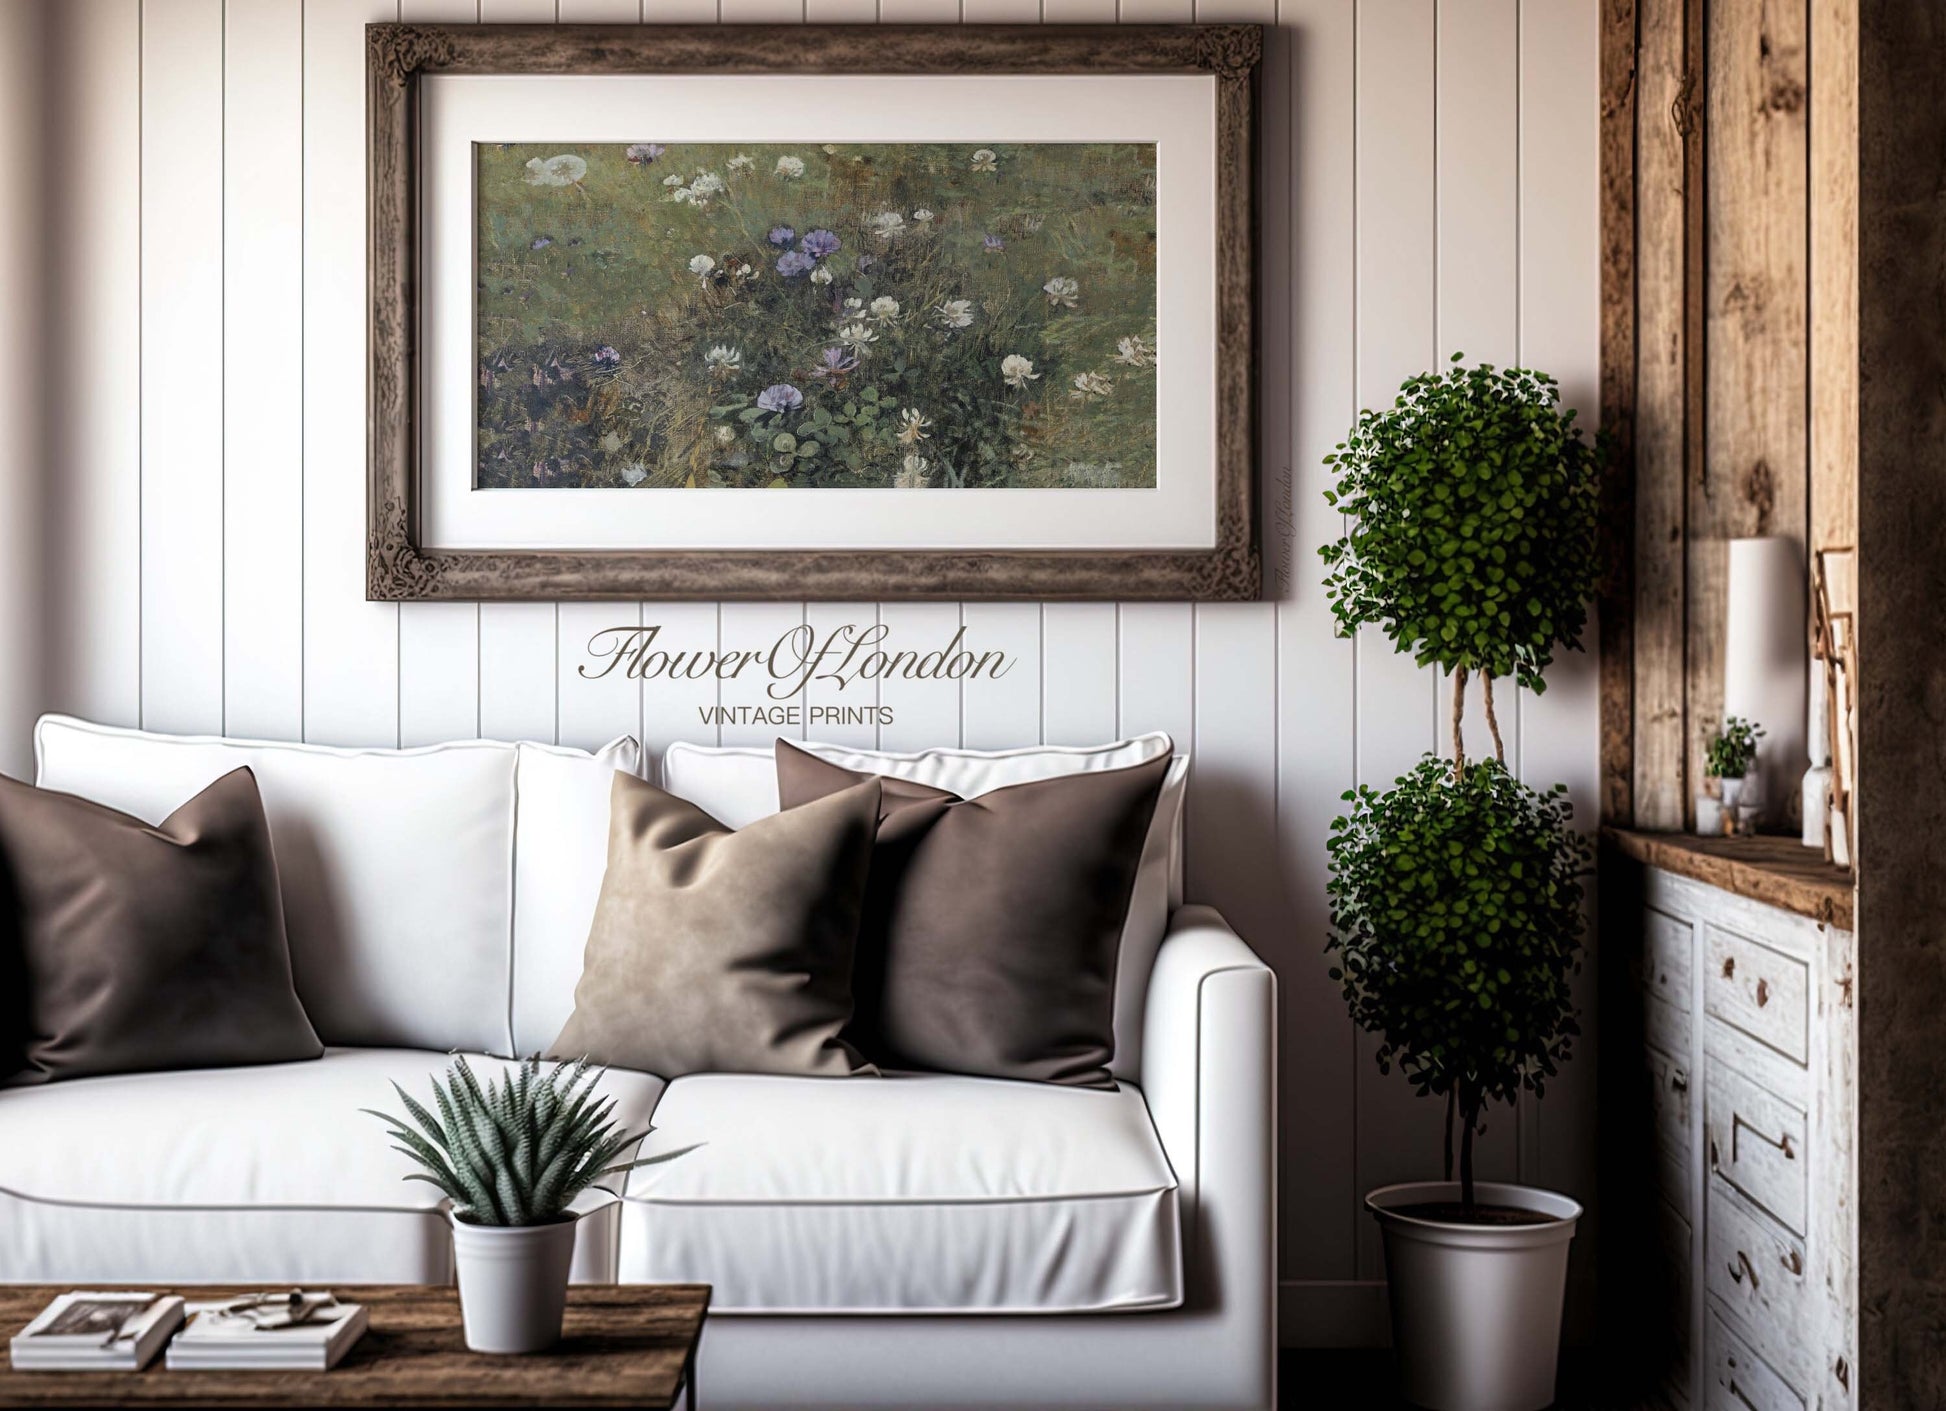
[449,1212,579,1354]
[1366,1182,1583,1411]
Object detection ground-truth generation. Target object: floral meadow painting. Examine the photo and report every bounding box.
[475,142,1159,491]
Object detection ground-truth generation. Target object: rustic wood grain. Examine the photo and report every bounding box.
[1603,826,1852,929]
[1630,0,1689,831]
[1808,0,1857,565]
[364,22,1263,603]
[0,1284,708,1408]
[1599,0,1639,828]
[1694,0,1809,824]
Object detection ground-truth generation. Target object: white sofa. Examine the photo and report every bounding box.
[2,716,1277,1411]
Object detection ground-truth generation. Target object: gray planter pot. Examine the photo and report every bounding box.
[1366,1181,1582,1411]
[449,1212,579,1354]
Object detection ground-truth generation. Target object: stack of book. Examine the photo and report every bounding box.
[9,1292,185,1371]
[8,1289,368,1373]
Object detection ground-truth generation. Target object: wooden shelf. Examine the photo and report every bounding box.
[1602,827,1854,930]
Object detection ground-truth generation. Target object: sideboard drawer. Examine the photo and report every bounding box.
[1706,1184,1813,1390]
[1706,1063,1808,1237]
[1645,906,1696,1011]
[1706,1307,1804,1411]
[1648,990,1693,1064]
[1704,925,1810,1065]
[1651,1045,1695,1213]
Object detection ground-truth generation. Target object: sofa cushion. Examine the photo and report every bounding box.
[0,1048,663,1284]
[659,735,1189,1082]
[31,717,638,1057]
[617,1073,1181,1314]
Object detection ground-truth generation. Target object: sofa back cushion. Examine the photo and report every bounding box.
[659,734,1187,1082]
[32,717,637,1058]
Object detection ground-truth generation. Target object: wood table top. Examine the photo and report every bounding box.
[0,1284,709,1408]
[1603,827,1855,929]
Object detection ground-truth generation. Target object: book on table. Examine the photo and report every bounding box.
[166,1292,368,1371]
[9,1291,186,1371]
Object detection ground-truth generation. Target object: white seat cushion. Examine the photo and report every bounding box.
[0,1049,665,1285]
[658,736,1188,1081]
[32,716,636,1056]
[618,1073,1181,1315]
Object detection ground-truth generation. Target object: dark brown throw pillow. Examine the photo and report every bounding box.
[776,741,1169,1090]
[0,767,323,1084]
[549,770,883,1080]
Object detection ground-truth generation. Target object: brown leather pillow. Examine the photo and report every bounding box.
[0,767,322,1084]
[549,770,882,1079]
[776,741,1169,1090]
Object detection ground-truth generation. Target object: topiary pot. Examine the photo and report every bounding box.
[450,1211,579,1354]
[1366,1182,1582,1411]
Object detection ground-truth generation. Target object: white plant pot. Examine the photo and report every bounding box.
[1367,1182,1582,1411]
[449,1212,579,1354]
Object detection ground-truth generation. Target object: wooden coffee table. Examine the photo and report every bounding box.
[0,1284,709,1408]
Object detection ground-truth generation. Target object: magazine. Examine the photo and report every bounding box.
[9,1291,185,1371]
[165,1292,367,1371]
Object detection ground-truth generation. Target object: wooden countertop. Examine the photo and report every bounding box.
[1603,827,1855,930]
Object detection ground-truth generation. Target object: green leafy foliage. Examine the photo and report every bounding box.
[1705,715,1765,779]
[366,1055,695,1227]
[1326,757,1590,1198]
[1318,355,1601,693]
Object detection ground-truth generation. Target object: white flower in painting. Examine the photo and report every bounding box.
[867,211,907,241]
[898,408,932,445]
[1001,354,1039,389]
[619,460,649,486]
[822,143,839,155]
[728,153,754,172]
[670,187,699,205]
[1043,276,1080,308]
[1070,371,1114,400]
[842,297,865,314]
[599,431,625,454]
[663,173,687,188]
[690,172,725,197]
[704,344,742,373]
[897,454,931,489]
[715,425,738,445]
[869,296,902,322]
[689,254,716,276]
[523,154,588,187]
[809,265,834,286]
[970,148,999,173]
[838,322,879,353]
[775,155,806,179]
[933,298,974,329]
[912,207,935,224]
[1115,334,1156,367]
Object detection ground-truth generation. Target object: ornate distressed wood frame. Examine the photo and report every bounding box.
[366,22,1262,602]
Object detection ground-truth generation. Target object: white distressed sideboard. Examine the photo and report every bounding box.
[1619,844,1857,1411]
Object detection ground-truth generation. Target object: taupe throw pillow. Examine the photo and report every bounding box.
[0,767,322,1084]
[776,741,1169,1090]
[549,771,882,1079]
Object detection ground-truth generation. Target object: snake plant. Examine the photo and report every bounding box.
[367,1054,692,1227]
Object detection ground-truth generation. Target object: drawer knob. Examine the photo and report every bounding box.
[1784,1248,1803,1276]
[1723,957,1737,979]
[1756,977,1771,1008]
[1729,1249,1760,1290]
[1671,1069,1689,1093]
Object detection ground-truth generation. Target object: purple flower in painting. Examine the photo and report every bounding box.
[982,233,1005,252]
[768,225,798,247]
[854,254,876,273]
[592,346,621,367]
[775,250,815,278]
[799,229,841,259]
[531,236,553,250]
[625,143,666,166]
[756,383,804,413]
[810,347,858,381]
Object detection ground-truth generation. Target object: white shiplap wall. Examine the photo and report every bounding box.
[26,0,1601,1345]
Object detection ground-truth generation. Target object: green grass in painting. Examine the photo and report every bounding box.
[476,142,1158,490]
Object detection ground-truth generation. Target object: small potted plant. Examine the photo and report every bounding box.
[1703,715,1766,834]
[368,1055,692,1354]
[1321,355,1598,1411]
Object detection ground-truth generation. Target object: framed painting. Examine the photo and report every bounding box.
[366,23,1261,601]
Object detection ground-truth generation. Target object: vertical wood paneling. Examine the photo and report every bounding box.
[1042,604,1119,745]
[639,603,722,766]
[876,602,962,750]
[805,0,877,20]
[478,603,558,742]
[718,602,806,746]
[1188,601,1279,965]
[644,0,721,21]
[1118,603,1192,748]
[559,602,645,750]
[1809,0,1857,559]
[43,0,143,732]
[879,0,958,21]
[142,0,226,736]
[962,603,1043,749]
[1272,0,1356,1288]
[304,0,400,746]
[223,0,305,742]
[803,604,881,747]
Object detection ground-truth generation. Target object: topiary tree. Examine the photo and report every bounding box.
[1320,355,1599,1212]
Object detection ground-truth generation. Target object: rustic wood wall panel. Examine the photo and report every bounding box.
[1809,0,1857,560]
